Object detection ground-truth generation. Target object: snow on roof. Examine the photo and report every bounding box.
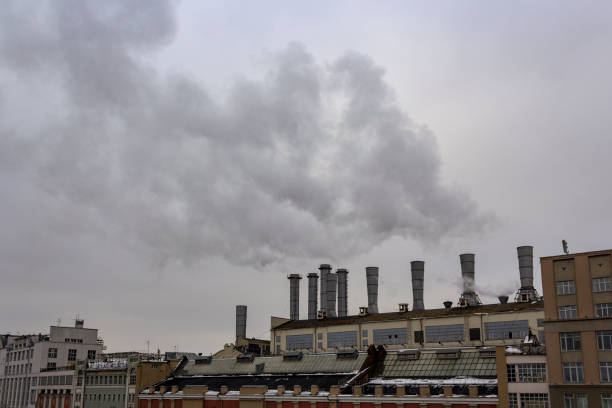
[368,376,497,386]
[505,346,523,354]
[88,359,127,370]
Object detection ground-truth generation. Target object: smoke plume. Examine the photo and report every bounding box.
[0,0,491,267]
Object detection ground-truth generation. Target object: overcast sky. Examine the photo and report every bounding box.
[1,0,611,354]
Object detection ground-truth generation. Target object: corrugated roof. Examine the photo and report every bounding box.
[275,301,544,330]
[180,352,367,376]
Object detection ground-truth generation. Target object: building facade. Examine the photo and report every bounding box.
[541,249,612,407]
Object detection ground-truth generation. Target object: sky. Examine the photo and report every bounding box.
[1,0,611,354]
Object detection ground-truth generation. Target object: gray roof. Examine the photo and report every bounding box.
[179,352,367,376]
[374,350,496,378]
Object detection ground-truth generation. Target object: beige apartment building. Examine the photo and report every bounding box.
[541,249,612,407]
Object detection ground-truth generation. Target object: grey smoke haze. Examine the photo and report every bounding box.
[0,0,488,267]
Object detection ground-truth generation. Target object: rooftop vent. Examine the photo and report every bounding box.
[283,352,303,361]
[336,350,358,360]
[359,306,368,316]
[397,349,420,361]
[498,295,509,304]
[398,303,409,313]
[479,347,496,358]
[443,301,452,310]
[436,349,461,360]
[195,356,212,365]
[236,353,255,363]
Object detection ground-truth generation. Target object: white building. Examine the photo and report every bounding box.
[0,320,104,408]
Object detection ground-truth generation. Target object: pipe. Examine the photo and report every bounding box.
[459,253,476,293]
[288,274,302,320]
[327,273,338,317]
[410,261,425,311]
[337,269,349,317]
[307,273,319,320]
[517,246,534,288]
[235,305,247,340]
[365,266,379,314]
[319,264,331,314]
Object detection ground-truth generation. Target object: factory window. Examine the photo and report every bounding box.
[559,305,577,319]
[77,372,83,386]
[538,330,546,344]
[317,333,322,340]
[373,328,408,345]
[603,394,612,408]
[564,394,575,408]
[485,320,529,340]
[557,280,576,295]
[129,369,136,385]
[596,303,612,317]
[317,342,323,350]
[519,393,548,407]
[517,363,547,382]
[275,345,280,354]
[362,330,368,337]
[425,324,464,343]
[362,339,368,347]
[469,328,481,341]
[47,362,56,370]
[327,331,358,348]
[275,336,280,342]
[601,362,612,382]
[560,332,581,351]
[563,362,584,383]
[48,348,57,359]
[507,364,517,382]
[40,377,47,386]
[87,350,96,360]
[593,277,612,292]
[68,349,77,361]
[598,331,612,350]
[414,331,424,344]
[285,334,313,350]
[537,319,544,327]
[508,393,518,408]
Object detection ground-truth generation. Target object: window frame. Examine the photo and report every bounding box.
[560,332,582,351]
[559,305,578,319]
[557,280,576,295]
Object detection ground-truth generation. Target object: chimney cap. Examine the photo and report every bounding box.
[319,264,332,270]
[307,273,319,278]
[288,274,302,279]
[336,268,348,273]
[443,301,453,309]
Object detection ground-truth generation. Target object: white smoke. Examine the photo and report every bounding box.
[0,0,493,268]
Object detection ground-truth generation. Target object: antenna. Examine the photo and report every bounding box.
[562,240,569,255]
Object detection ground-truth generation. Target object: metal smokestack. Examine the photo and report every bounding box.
[327,273,338,317]
[236,305,247,341]
[319,264,331,314]
[336,269,348,317]
[515,245,539,302]
[307,273,318,320]
[288,274,302,320]
[459,253,481,306]
[410,261,425,311]
[365,266,379,314]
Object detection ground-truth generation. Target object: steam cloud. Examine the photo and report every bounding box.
[0,0,491,267]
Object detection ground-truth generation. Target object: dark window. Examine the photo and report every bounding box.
[414,331,424,344]
[507,364,517,382]
[469,328,481,341]
[560,332,581,351]
[87,350,96,360]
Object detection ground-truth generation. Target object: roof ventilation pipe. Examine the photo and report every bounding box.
[307,273,319,320]
[319,264,331,315]
[458,254,481,307]
[410,261,425,311]
[336,269,349,317]
[365,267,379,314]
[327,273,337,317]
[515,246,540,302]
[236,305,247,341]
[288,274,302,320]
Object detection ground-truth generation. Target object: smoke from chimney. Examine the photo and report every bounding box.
[319,264,331,314]
[336,269,348,317]
[365,266,379,314]
[288,274,302,320]
[327,273,337,317]
[410,261,425,311]
[307,273,318,319]
[236,305,247,340]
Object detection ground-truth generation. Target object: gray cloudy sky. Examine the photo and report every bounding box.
[1,0,611,354]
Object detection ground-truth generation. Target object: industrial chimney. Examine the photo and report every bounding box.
[458,254,481,307]
[236,305,247,341]
[515,246,539,302]
[410,261,425,311]
[288,274,302,320]
[327,273,338,317]
[319,264,331,314]
[307,273,319,319]
[75,319,84,329]
[365,267,379,314]
[337,269,348,317]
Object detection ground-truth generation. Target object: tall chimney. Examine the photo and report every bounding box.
[515,246,539,302]
[307,273,319,319]
[288,274,302,320]
[327,273,338,317]
[319,264,331,314]
[410,261,425,311]
[459,254,480,306]
[336,269,348,317]
[365,267,379,314]
[236,305,247,341]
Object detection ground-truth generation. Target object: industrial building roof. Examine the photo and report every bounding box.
[274,301,544,330]
[373,350,496,378]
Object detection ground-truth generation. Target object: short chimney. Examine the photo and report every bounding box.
[459,253,481,306]
[327,273,337,317]
[365,266,379,314]
[443,301,452,310]
[236,305,247,341]
[319,264,331,314]
[336,269,349,317]
[410,261,425,311]
[516,246,539,302]
[498,295,509,304]
[75,319,84,329]
[307,273,319,320]
[288,274,302,320]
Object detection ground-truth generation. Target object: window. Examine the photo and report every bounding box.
[517,363,547,382]
[563,362,584,382]
[469,327,481,341]
[362,330,368,337]
[414,330,424,343]
[603,394,612,408]
[129,369,136,385]
[285,334,313,350]
[508,393,518,408]
[485,320,529,340]
[77,373,83,386]
[275,335,281,342]
[601,362,612,382]
[48,348,57,359]
[596,303,612,317]
[46,362,56,370]
[557,280,576,295]
[316,342,322,350]
[507,364,517,382]
[373,328,408,345]
[560,332,582,351]
[425,324,464,342]
[68,349,77,361]
[564,394,575,408]
[519,393,548,407]
[576,394,587,408]
[327,331,358,348]
[593,277,612,292]
[598,331,612,350]
[362,339,368,347]
[559,305,577,319]
[87,350,96,360]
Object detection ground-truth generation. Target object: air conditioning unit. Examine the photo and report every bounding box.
[398,303,409,312]
[317,311,327,319]
[359,306,368,316]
